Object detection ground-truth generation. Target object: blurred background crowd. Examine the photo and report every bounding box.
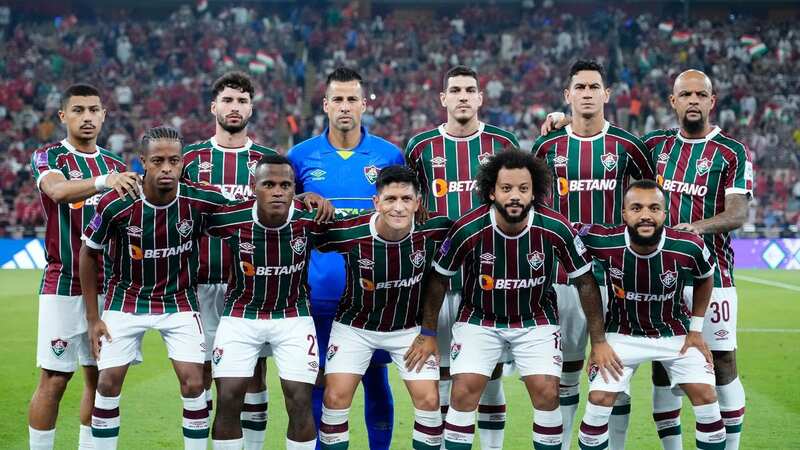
[0,0,798,236]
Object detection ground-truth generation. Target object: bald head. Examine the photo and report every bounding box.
[673,70,713,95]
[670,69,716,137]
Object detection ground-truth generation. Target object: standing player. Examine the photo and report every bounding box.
[407,150,619,450]
[317,166,451,450]
[405,66,520,449]
[531,60,654,449]
[79,127,230,450]
[288,67,404,450]
[28,84,139,450]
[182,71,278,450]
[644,70,751,450]
[575,180,726,450]
[206,155,333,450]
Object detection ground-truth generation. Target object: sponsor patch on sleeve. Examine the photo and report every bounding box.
[89,213,103,231]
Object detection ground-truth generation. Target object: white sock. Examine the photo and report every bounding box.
[653,385,683,450]
[182,393,210,450]
[439,378,451,421]
[717,377,745,450]
[213,438,244,450]
[29,426,55,450]
[443,407,476,448]
[79,424,94,449]
[92,393,121,450]
[320,406,350,447]
[477,378,506,450]
[578,402,612,449]
[242,390,268,450]
[609,392,631,450]
[286,437,317,449]
[559,369,581,449]
[693,402,726,448]
[533,407,562,448]
[414,408,443,449]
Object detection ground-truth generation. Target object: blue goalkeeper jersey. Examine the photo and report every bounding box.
[288,126,404,313]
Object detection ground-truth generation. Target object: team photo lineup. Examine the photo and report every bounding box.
[9,2,798,450]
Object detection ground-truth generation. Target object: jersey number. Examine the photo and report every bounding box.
[709,300,730,323]
[307,334,317,356]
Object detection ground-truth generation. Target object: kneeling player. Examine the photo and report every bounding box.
[316,166,452,450]
[206,154,334,450]
[79,127,231,450]
[576,180,726,450]
[407,151,616,450]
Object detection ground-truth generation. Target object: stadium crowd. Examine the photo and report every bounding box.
[0,2,798,234]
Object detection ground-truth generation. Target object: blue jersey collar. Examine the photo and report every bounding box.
[321,126,370,154]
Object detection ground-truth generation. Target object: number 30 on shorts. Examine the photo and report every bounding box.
[709,299,730,323]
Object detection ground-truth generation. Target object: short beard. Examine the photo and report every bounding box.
[494,200,532,224]
[681,115,704,134]
[217,114,248,134]
[627,223,664,247]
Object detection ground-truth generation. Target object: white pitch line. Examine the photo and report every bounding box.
[736,274,800,293]
[739,328,800,333]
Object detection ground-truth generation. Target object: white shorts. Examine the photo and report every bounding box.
[450,323,562,378]
[98,311,206,370]
[436,290,461,368]
[588,333,716,394]
[683,286,738,351]
[326,322,439,381]
[198,283,271,360]
[554,284,609,362]
[212,316,318,384]
[37,294,103,372]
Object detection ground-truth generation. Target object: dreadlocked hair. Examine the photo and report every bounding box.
[141,126,184,152]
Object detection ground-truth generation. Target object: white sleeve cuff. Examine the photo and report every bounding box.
[567,262,593,279]
[696,265,715,279]
[81,235,105,250]
[36,169,62,190]
[433,261,457,277]
[725,187,752,196]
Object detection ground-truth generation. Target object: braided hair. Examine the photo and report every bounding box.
[140,126,183,154]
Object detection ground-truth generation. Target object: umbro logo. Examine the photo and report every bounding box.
[126,226,142,238]
[609,267,624,279]
[480,253,496,264]
[310,169,326,180]
[358,258,375,269]
[430,156,447,168]
[239,242,255,254]
[714,330,729,339]
[69,170,83,180]
[198,161,213,172]
[553,155,568,167]
[658,152,670,163]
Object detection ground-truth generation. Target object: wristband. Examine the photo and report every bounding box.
[689,316,704,332]
[420,327,437,337]
[94,175,108,191]
[548,112,565,123]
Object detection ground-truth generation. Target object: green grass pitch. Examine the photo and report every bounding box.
[1,269,798,449]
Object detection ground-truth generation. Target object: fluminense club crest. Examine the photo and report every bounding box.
[247,160,258,175]
[695,158,712,176]
[326,344,339,361]
[363,165,380,184]
[527,251,545,270]
[478,152,493,165]
[601,153,618,171]
[176,219,193,238]
[450,343,462,360]
[212,347,223,365]
[660,270,677,288]
[409,250,426,268]
[290,236,307,255]
[50,338,68,357]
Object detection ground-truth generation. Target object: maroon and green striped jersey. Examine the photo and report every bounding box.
[182,138,278,284]
[405,122,519,290]
[316,213,452,332]
[644,127,753,288]
[532,121,655,284]
[433,204,592,328]
[206,199,325,319]
[31,139,127,296]
[83,181,229,314]
[578,224,715,337]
